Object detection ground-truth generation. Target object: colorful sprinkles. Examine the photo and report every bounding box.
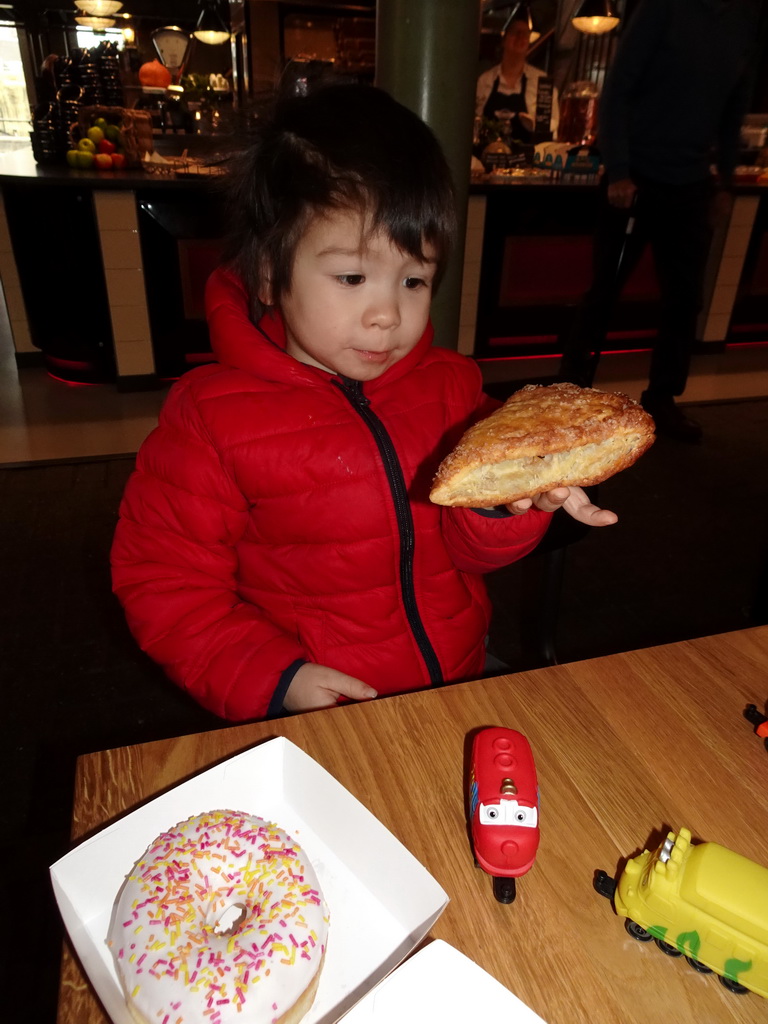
[107,810,329,1024]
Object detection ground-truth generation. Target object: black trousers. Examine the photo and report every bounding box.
[560,174,715,397]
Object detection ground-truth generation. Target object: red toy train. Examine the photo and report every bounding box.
[469,726,540,903]
[745,703,768,750]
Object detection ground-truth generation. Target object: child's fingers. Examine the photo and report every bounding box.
[562,492,618,526]
[333,673,378,702]
[505,497,533,514]
[570,504,618,526]
[530,487,618,525]
[285,664,377,711]
[527,487,571,512]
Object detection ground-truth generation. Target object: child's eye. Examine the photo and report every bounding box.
[336,274,365,286]
[404,277,429,290]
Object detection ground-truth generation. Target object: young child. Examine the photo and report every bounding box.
[111,84,615,721]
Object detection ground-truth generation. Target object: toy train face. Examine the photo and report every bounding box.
[613,827,768,998]
[469,727,540,878]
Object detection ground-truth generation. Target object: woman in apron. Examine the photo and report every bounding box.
[475,13,559,143]
[482,71,534,144]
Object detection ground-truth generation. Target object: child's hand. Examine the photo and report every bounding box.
[505,486,618,526]
[284,663,378,713]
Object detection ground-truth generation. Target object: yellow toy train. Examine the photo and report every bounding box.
[595,827,768,998]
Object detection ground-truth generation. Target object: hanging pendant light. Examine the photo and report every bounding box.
[75,1,123,15]
[75,15,117,29]
[501,1,533,35]
[571,0,620,35]
[193,0,231,46]
[511,2,541,45]
[483,2,541,45]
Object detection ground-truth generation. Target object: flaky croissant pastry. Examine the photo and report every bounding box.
[430,382,655,508]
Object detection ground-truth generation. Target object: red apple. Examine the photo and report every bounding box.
[94,153,113,170]
[98,138,116,155]
[110,152,126,170]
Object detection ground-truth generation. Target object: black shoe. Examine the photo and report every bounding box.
[640,391,702,443]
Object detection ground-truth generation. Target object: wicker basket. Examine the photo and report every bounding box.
[74,106,154,167]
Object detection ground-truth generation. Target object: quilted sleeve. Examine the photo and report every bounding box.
[110,379,305,721]
[441,503,552,573]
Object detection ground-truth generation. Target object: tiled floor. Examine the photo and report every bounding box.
[0,339,168,466]
[479,341,768,405]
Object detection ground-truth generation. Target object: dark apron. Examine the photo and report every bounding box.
[482,73,533,143]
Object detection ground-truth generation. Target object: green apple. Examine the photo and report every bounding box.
[78,137,96,154]
[94,117,108,130]
[66,149,80,168]
[86,125,104,145]
[104,124,121,144]
[76,150,95,169]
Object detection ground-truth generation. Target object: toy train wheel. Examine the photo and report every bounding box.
[685,956,712,974]
[655,938,682,957]
[719,975,749,995]
[625,920,653,942]
[492,875,517,903]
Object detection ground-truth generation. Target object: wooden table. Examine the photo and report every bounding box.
[57,626,768,1023]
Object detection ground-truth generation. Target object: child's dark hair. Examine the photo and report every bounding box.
[224,83,458,319]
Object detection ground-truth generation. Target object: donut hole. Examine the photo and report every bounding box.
[211,902,248,936]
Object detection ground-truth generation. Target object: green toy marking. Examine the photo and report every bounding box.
[676,931,701,958]
[724,957,752,982]
[647,925,668,941]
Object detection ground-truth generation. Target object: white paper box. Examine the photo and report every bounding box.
[50,736,449,1024]
[341,940,548,1023]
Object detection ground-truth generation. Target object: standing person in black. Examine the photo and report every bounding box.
[558,0,760,442]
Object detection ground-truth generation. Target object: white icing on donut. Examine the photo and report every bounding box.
[108,810,329,1024]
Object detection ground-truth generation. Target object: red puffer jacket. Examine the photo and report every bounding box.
[111,268,551,720]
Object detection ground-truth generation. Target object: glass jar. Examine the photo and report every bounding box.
[558,80,599,147]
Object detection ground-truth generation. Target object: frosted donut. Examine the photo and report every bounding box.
[107,809,329,1024]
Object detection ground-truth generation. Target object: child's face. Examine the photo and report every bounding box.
[275,208,436,381]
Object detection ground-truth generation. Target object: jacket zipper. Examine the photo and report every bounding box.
[333,376,444,686]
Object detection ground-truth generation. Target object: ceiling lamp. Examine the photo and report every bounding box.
[507,2,542,44]
[75,15,116,29]
[502,1,532,34]
[571,0,620,35]
[75,1,123,15]
[483,2,541,45]
[193,0,231,46]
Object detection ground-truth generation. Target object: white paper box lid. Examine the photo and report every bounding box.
[50,736,449,1024]
[340,940,548,1023]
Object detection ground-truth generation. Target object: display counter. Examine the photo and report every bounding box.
[0,147,227,385]
[464,175,768,360]
[2,146,766,387]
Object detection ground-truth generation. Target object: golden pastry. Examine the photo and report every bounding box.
[430,382,655,508]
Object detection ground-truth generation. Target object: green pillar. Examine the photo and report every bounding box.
[376,0,481,350]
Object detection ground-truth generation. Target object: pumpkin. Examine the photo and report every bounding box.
[138,60,171,88]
